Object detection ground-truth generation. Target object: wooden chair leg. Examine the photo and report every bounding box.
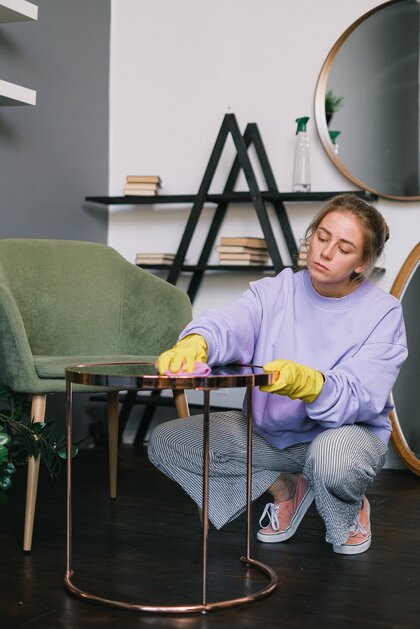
[23,394,46,552]
[107,391,119,499]
[173,390,189,418]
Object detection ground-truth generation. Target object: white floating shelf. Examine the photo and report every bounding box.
[0,78,36,105]
[0,0,38,22]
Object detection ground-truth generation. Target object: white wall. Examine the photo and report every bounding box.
[108,0,419,466]
[108,0,419,319]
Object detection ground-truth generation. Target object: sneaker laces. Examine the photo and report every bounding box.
[348,514,367,538]
[259,503,281,531]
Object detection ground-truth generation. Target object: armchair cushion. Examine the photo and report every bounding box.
[33,355,157,379]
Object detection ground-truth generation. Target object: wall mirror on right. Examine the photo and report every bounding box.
[315,0,420,200]
[389,243,420,475]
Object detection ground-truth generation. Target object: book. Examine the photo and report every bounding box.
[136,258,175,265]
[124,182,160,191]
[137,259,173,265]
[218,259,269,266]
[136,253,175,264]
[219,237,267,249]
[126,175,161,184]
[136,252,175,259]
[296,238,309,267]
[219,252,269,262]
[216,244,268,254]
[124,187,157,196]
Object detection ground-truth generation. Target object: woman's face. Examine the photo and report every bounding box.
[306,210,367,297]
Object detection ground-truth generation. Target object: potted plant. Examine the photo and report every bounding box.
[0,386,76,504]
[325,89,344,127]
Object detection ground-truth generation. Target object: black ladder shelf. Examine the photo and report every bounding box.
[87,113,376,304]
[86,114,377,444]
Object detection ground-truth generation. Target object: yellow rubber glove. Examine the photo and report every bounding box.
[156,334,208,374]
[260,359,324,403]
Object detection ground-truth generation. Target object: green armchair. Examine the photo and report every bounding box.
[0,238,192,551]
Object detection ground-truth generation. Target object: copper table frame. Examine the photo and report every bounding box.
[64,362,278,614]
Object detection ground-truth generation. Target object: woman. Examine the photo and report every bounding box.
[148,194,407,555]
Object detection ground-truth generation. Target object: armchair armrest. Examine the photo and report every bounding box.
[0,281,40,392]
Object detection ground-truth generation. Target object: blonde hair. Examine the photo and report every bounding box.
[303,194,389,283]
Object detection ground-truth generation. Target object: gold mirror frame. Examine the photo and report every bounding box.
[389,242,420,475]
[314,0,420,201]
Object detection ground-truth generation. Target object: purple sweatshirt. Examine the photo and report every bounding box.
[181,269,407,448]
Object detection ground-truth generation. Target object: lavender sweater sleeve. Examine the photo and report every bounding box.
[180,283,265,366]
[306,307,407,433]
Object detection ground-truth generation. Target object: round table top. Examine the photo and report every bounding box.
[65,362,275,390]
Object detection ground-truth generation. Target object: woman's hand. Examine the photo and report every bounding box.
[156,334,208,374]
[260,359,324,403]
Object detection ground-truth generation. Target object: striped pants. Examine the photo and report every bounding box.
[148,410,388,545]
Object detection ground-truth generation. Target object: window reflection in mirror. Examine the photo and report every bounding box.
[315,0,420,200]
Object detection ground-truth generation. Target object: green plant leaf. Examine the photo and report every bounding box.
[325,89,344,113]
[57,445,78,459]
[0,445,9,465]
[4,462,16,475]
[0,433,11,446]
[20,432,40,459]
[0,475,13,490]
[12,448,29,466]
[31,422,47,435]
[38,420,56,441]
[0,389,76,499]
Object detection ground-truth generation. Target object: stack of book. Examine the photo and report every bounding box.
[124,175,161,196]
[135,252,175,266]
[215,237,269,266]
[296,238,309,268]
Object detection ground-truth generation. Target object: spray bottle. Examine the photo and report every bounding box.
[329,130,341,155]
[292,116,311,192]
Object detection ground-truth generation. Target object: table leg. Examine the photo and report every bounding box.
[245,386,253,561]
[65,379,73,581]
[239,387,277,604]
[64,380,277,613]
[202,388,210,608]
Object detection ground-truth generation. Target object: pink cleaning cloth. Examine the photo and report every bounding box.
[164,361,211,377]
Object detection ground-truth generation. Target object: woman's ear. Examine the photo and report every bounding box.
[354,258,369,274]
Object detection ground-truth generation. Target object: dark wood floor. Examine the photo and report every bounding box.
[1,444,419,629]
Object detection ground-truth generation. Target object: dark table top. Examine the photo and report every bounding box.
[65,362,275,390]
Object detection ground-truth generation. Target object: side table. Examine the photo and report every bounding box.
[64,362,277,613]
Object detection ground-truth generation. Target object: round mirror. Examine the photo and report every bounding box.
[389,242,420,475]
[315,0,420,200]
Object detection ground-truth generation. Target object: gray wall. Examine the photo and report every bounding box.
[0,0,110,240]
[0,1,111,444]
